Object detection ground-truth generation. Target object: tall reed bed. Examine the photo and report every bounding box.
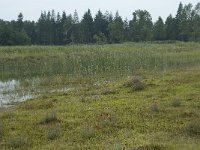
[0,42,200,81]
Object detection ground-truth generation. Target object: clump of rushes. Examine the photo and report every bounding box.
[0,121,3,138]
[80,97,87,103]
[125,76,145,91]
[151,103,159,112]
[81,124,95,139]
[99,112,117,128]
[47,125,61,140]
[171,98,181,107]
[133,144,166,150]
[7,136,27,148]
[40,112,58,124]
[102,89,117,95]
[186,119,200,136]
[106,143,123,150]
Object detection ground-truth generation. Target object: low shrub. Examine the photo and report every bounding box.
[102,89,117,95]
[81,124,95,139]
[106,143,123,150]
[133,144,166,150]
[186,120,200,136]
[7,136,27,148]
[99,112,117,128]
[151,104,159,112]
[125,76,145,91]
[80,97,87,103]
[0,121,3,138]
[40,112,58,124]
[171,98,181,107]
[181,110,199,118]
[47,125,61,140]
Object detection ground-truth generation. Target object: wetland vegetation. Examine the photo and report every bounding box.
[1,42,200,149]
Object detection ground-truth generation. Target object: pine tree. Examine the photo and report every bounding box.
[0,21,15,45]
[37,11,47,44]
[175,3,194,41]
[129,10,153,41]
[71,10,81,43]
[165,14,177,40]
[24,21,37,44]
[50,10,56,44]
[73,10,79,24]
[60,12,73,44]
[108,11,124,43]
[123,18,129,41]
[55,12,62,44]
[14,13,31,45]
[105,11,113,23]
[176,2,184,40]
[80,9,94,43]
[94,10,109,42]
[192,3,200,41]
[153,17,165,40]
[17,13,24,31]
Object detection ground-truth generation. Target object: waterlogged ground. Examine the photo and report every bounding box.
[1,68,200,149]
[0,80,32,106]
[0,78,72,107]
[1,43,200,149]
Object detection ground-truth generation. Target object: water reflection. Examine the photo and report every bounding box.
[0,80,19,92]
[0,80,34,107]
[0,79,71,107]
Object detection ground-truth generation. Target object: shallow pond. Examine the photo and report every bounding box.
[0,79,71,107]
[0,80,34,107]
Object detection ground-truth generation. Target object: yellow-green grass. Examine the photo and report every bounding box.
[1,67,200,149]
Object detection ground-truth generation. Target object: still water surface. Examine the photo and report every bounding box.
[0,79,71,107]
[0,80,34,107]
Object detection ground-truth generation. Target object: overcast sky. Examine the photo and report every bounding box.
[0,0,199,22]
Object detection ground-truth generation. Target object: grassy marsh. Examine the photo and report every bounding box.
[1,42,200,149]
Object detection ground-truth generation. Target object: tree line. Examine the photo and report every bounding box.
[0,2,200,45]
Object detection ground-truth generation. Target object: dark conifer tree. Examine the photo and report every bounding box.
[153,17,165,40]
[94,10,109,43]
[80,9,94,43]
[71,10,81,43]
[123,18,130,41]
[129,10,153,41]
[165,14,177,40]
[108,11,124,43]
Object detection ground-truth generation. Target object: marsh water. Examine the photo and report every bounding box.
[0,78,71,107]
[0,80,30,107]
